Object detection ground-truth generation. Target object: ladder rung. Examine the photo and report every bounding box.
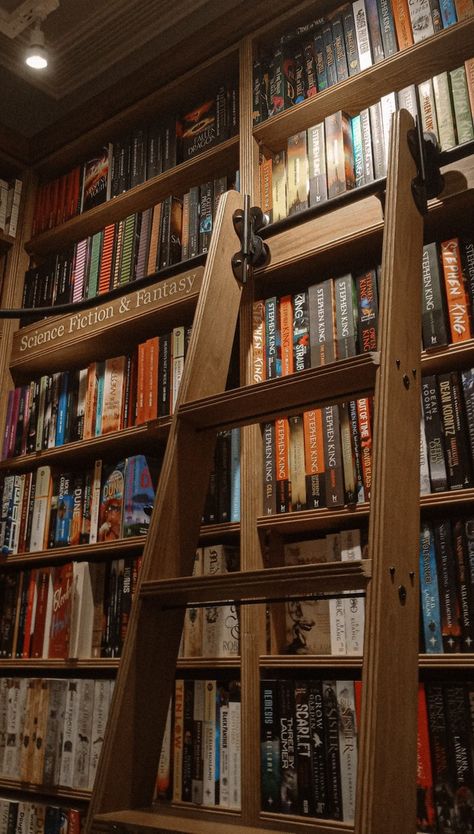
[140,561,372,606]
[92,808,353,834]
[178,353,379,431]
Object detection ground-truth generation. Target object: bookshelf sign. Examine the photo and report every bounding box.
[12,267,204,363]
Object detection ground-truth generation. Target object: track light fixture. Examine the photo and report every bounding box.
[25,20,48,69]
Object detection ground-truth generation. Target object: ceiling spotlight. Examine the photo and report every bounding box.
[25,21,48,70]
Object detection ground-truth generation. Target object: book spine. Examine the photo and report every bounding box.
[294,681,312,816]
[322,680,343,820]
[421,242,449,348]
[352,0,373,69]
[452,520,474,651]
[307,122,328,206]
[438,371,472,488]
[434,519,462,651]
[365,0,385,61]
[421,375,448,492]
[323,405,345,507]
[376,0,398,55]
[450,67,474,145]
[419,522,443,651]
[432,72,456,151]
[262,422,276,515]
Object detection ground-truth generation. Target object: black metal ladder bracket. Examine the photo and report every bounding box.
[231,193,269,283]
[408,116,445,215]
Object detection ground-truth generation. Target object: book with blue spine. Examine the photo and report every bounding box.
[419,522,443,652]
[376,0,398,55]
[55,371,69,447]
[313,29,328,91]
[54,472,74,546]
[439,0,458,25]
[94,361,106,436]
[122,455,156,537]
[351,115,364,188]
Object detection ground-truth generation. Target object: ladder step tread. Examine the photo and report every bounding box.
[140,561,372,605]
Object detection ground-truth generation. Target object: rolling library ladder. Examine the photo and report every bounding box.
[85,109,426,834]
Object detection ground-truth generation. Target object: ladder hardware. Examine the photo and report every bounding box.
[161,590,366,611]
[232,194,269,284]
[408,119,444,215]
[398,584,407,604]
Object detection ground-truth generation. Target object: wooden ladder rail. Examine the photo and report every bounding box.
[87,108,424,834]
[86,186,245,820]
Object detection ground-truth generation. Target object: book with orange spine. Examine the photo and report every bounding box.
[98,223,116,294]
[440,238,472,343]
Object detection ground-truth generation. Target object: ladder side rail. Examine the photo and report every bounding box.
[355,108,423,834]
[86,188,244,825]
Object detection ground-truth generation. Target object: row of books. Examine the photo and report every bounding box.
[0,676,114,790]
[259,62,473,221]
[421,368,474,494]
[157,678,241,810]
[0,801,83,834]
[253,269,379,382]
[252,235,474,377]
[32,83,239,236]
[420,517,474,654]
[180,545,239,659]
[24,173,238,313]
[253,0,472,124]
[0,456,157,556]
[278,529,365,656]
[260,678,474,831]
[0,178,22,238]
[260,677,358,821]
[262,400,373,515]
[2,330,191,461]
[0,556,141,661]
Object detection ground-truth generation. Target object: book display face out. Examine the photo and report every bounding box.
[0,2,473,834]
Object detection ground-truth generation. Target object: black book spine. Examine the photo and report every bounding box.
[461,368,474,466]
[216,430,231,523]
[453,520,474,652]
[323,405,345,507]
[425,682,456,829]
[158,332,171,418]
[439,371,473,489]
[293,48,306,103]
[277,679,297,814]
[342,6,360,76]
[321,22,337,87]
[182,679,194,802]
[421,375,448,492]
[162,115,177,171]
[434,519,462,652]
[444,683,474,827]
[294,680,313,816]
[158,195,172,270]
[356,268,379,353]
[308,679,328,817]
[313,29,328,92]
[199,182,213,255]
[421,242,449,349]
[146,120,162,179]
[376,0,398,57]
[331,15,349,82]
[322,680,343,820]
[260,679,281,812]
[130,127,147,189]
[303,40,317,97]
[188,185,200,258]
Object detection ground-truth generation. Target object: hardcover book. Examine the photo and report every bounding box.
[80,145,112,213]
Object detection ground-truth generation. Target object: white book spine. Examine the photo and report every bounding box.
[227,700,241,810]
[0,680,9,777]
[352,1,372,70]
[380,92,398,169]
[29,466,51,552]
[191,679,205,805]
[326,533,347,654]
[88,679,111,789]
[420,409,432,495]
[408,0,435,42]
[59,679,79,787]
[218,704,229,808]
[73,679,94,789]
[340,529,365,655]
[4,679,28,779]
[43,679,67,787]
[418,79,439,141]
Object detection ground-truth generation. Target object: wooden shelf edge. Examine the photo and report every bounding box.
[261,654,363,669]
[0,778,90,801]
[253,20,474,149]
[93,808,352,834]
[141,560,372,604]
[179,354,379,430]
[419,653,474,669]
[0,421,171,472]
[0,536,147,567]
[26,138,239,257]
[0,658,119,671]
[176,656,241,670]
[257,504,371,533]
